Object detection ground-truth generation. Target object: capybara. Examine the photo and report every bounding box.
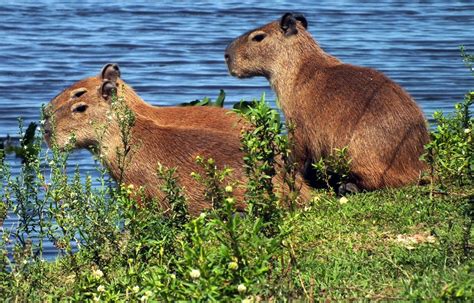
[225,12,429,191]
[44,66,312,215]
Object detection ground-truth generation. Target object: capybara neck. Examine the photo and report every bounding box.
[267,34,341,114]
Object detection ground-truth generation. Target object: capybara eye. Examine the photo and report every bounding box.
[72,89,87,99]
[72,104,88,113]
[252,34,266,42]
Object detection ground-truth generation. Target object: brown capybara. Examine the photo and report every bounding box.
[43,66,312,216]
[225,12,429,192]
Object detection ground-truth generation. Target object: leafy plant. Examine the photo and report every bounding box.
[422,49,473,188]
[0,121,39,164]
[312,146,353,193]
[180,89,226,107]
[234,94,290,236]
[157,163,189,226]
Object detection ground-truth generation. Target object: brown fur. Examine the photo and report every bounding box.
[225,13,429,190]
[49,76,245,138]
[44,66,312,216]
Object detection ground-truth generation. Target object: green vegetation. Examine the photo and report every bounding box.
[422,89,473,189]
[0,120,39,164]
[0,52,473,301]
[179,89,226,107]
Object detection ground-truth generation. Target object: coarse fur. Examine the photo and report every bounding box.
[49,63,245,138]
[225,13,430,190]
[44,66,312,215]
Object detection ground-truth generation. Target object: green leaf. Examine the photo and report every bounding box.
[214,90,225,108]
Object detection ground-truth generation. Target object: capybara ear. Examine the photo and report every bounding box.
[280,13,308,36]
[293,13,308,29]
[100,80,117,101]
[100,63,121,82]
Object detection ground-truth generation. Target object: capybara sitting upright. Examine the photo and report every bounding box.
[43,66,311,215]
[225,12,429,191]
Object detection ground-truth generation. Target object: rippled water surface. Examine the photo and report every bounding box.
[0,0,473,258]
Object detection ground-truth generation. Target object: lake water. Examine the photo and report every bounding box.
[0,0,473,259]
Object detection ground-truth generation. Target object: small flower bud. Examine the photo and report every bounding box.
[190,269,201,279]
[145,290,153,297]
[339,196,349,204]
[237,284,247,293]
[228,261,238,270]
[92,269,104,279]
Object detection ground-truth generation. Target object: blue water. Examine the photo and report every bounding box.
[0,1,473,259]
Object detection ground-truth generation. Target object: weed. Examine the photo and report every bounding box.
[312,146,352,193]
[180,89,226,107]
[234,95,290,236]
[422,50,473,188]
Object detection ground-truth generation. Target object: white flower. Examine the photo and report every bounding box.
[97,285,105,292]
[92,269,104,279]
[190,269,201,279]
[225,185,233,193]
[237,283,247,293]
[132,286,140,293]
[199,213,206,219]
[464,128,471,134]
[140,295,148,302]
[339,196,349,204]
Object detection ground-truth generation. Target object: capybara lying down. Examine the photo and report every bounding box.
[43,65,312,216]
[225,12,429,192]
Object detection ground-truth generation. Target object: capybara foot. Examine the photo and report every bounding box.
[338,182,360,196]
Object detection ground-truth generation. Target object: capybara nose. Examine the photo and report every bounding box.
[224,53,230,62]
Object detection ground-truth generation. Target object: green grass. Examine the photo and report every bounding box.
[1,183,471,301]
[290,186,473,301]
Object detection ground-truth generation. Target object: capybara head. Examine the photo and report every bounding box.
[225,13,311,79]
[44,64,121,149]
